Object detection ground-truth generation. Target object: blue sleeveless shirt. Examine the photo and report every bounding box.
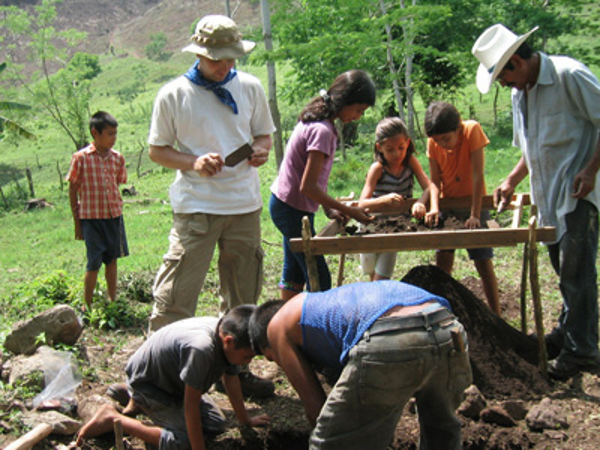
[300,281,450,374]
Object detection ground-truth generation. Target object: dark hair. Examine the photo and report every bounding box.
[502,42,535,71]
[299,70,376,123]
[89,111,118,136]
[219,304,257,349]
[248,300,285,355]
[374,117,415,167]
[424,101,461,136]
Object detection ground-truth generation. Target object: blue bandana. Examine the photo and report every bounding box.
[184,62,239,114]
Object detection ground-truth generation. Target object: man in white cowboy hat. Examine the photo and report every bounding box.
[472,24,600,380]
[147,15,276,396]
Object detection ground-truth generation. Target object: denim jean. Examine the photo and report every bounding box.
[133,391,226,450]
[310,312,472,450]
[547,199,599,358]
[269,194,331,291]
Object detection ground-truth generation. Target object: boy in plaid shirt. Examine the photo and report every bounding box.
[68,111,128,310]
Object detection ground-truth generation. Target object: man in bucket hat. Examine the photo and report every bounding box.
[147,15,276,397]
[472,24,600,380]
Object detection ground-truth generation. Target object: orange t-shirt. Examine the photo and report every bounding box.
[426,120,489,198]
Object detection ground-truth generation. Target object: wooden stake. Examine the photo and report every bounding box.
[4,423,52,450]
[520,241,529,334]
[25,167,35,198]
[336,229,347,287]
[56,160,64,191]
[114,418,125,450]
[528,214,548,376]
[302,216,320,292]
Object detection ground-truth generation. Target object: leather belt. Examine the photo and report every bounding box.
[368,307,455,336]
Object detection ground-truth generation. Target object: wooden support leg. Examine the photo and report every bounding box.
[528,215,548,376]
[114,418,125,450]
[520,241,529,334]
[336,230,347,287]
[302,216,320,292]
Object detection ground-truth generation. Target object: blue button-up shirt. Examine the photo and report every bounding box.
[512,53,600,243]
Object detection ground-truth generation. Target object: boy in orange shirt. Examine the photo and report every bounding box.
[424,101,500,315]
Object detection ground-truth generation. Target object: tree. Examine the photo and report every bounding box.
[267,0,587,130]
[0,62,35,140]
[260,0,284,167]
[0,0,96,150]
[145,32,172,62]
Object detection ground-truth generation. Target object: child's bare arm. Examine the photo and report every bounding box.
[302,151,373,224]
[221,373,270,427]
[68,182,83,240]
[409,156,431,218]
[183,384,207,450]
[425,158,442,227]
[466,148,485,229]
[358,163,403,212]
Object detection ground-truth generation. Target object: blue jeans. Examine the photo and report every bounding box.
[547,199,599,358]
[132,391,226,450]
[269,194,331,292]
[310,310,472,450]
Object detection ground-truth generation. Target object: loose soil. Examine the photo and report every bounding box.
[3,215,600,449]
[345,213,467,235]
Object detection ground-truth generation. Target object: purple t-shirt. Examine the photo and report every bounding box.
[270,120,338,213]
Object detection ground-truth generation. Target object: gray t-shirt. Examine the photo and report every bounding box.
[126,317,238,406]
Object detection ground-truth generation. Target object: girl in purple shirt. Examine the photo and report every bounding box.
[270,70,376,299]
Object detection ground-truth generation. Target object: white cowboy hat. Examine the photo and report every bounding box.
[182,15,256,60]
[472,24,538,94]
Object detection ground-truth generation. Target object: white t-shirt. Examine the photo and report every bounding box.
[148,71,276,214]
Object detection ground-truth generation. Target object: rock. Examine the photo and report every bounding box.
[6,348,48,387]
[500,400,528,421]
[458,384,487,419]
[77,394,113,423]
[4,305,83,355]
[480,406,517,427]
[542,429,568,441]
[22,410,81,435]
[526,398,569,431]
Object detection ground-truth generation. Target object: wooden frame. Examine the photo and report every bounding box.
[290,194,554,375]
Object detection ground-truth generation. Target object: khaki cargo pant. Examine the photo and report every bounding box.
[149,209,263,332]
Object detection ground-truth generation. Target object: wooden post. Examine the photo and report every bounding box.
[56,160,64,191]
[0,186,8,209]
[336,229,347,287]
[137,142,144,179]
[302,216,320,292]
[528,214,548,376]
[4,423,52,450]
[520,241,529,334]
[25,167,35,198]
[114,418,125,450]
[511,194,525,228]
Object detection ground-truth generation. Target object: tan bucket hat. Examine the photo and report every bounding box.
[472,24,538,94]
[182,15,256,60]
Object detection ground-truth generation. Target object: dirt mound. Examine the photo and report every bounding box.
[402,265,549,399]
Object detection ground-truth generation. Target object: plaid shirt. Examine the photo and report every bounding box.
[67,144,127,219]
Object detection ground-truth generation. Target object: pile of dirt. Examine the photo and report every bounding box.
[402,265,549,399]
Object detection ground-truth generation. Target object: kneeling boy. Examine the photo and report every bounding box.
[77,305,269,449]
[250,281,472,450]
